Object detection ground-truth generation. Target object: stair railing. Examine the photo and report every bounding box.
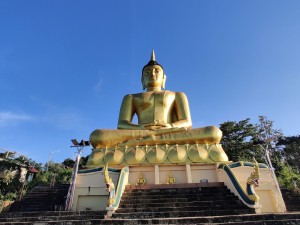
[218,162,262,209]
[105,166,129,218]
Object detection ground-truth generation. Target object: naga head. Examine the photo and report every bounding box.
[247,158,260,186]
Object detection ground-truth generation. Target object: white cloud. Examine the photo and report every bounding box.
[52,112,84,130]
[42,109,89,131]
[0,111,34,127]
[93,78,103,92]
[93,70,105,92]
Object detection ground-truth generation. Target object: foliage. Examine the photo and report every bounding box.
[255,116,283,143]
[0,154,43,201]
[0,150,90,202]
[220,116,300,190]
[220,116,283,165]
[62,156,88,169]
[0,159,21,201]
[277,135,300,171]
[62,158,75,168]
[28,162,72,189]
[220,118,257,162]
[278,163,300,191]
[79,156,89,169]
[254,116,283,167]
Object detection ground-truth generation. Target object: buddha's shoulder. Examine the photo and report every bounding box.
[122,91,187,99]
[163,90,188,98]
[122,92,142,98]
[121,93,141,101]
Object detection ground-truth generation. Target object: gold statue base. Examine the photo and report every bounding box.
[86,143,229,168]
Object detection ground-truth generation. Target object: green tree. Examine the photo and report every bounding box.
[62,156,88,170]
[62,158,75,168]
[277,163,300,191]
[220,118,257,162]
[253,116,283,175]
[79,156,88,169]
[29,162,72,188]
[0,151,32,201]
[220,116,284,166]
[0,161,19,201]
[277,135,300,171]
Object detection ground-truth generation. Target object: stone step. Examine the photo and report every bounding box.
[22,193,67,196]
[119,200,246,209]
[286,206,300,212]
[122,191,232,198]
[116,204,250,213]
[97,219,300,225]
[113,209,255,219]
[0,215,104,223]
[8,185,69,213]
[118,183,254,219]
[1,211,300,224]
[14,199,65,204]
[120,197,240,205]
[125,186,228,193]
[119,199,245,208]
[12,200,65,205]
[281,188,300,212]
[0,211,104,219]
[1,219,299,225]
[122,193,234,199]
[100,213,300,225]
[125,182,225,190]
[25,191,68,195]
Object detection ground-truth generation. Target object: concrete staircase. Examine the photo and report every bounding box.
[9,184,69,212]
[114,183,255,219]
[0,211,105,224]
[1,183,300,224]
[281,188,300,212]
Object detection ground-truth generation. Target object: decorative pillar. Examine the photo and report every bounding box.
[155,165,160,184]
[186,164,192,183]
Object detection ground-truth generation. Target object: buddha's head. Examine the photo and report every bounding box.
[141,50,166,90]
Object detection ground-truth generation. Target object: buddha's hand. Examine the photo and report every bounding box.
[141,123,172,130]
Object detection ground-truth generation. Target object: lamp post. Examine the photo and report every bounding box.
[65,139,90,211]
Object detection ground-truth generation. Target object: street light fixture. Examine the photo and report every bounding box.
[71,139,90,147]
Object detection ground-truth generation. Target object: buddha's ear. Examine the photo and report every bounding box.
[141,76,146,90]
[161,74,167,89]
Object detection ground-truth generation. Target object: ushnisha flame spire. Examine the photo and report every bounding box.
[151,49,156,61]
[142,50,163,73]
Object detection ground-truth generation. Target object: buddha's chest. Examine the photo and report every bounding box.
[133,91,175,113]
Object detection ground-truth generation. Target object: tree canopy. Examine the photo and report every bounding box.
[220,116,300,191]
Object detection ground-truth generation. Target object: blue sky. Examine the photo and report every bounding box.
[1,1,300,164]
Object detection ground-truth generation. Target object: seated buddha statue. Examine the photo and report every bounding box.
[87,51,228,167]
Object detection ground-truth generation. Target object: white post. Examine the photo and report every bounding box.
[186,164,192,183]
[155,165,160,184]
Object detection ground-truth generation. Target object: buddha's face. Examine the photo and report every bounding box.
[142,65,165,89]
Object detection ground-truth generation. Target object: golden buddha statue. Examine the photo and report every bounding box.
[87,51,228,167]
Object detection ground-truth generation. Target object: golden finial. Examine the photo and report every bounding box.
[151,50,156,61]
